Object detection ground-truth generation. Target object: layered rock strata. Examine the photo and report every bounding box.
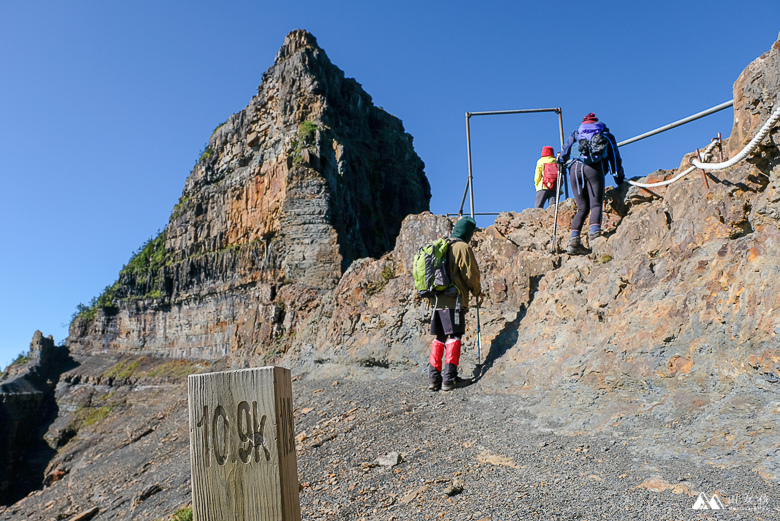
[67,30,430,360]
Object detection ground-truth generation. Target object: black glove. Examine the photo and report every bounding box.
[615,172,625,186]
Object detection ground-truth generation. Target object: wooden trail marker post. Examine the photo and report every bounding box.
[188,367,301,521]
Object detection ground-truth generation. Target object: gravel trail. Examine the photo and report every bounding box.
[293,371,778,521]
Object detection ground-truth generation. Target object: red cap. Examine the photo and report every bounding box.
[541,146,554,157]
[582,113,598,124]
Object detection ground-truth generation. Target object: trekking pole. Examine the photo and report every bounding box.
[476,299,482,365]
[550,163,563,253]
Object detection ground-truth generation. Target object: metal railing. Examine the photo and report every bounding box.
[459,108,566,218]
[617,100,733,147]
[455,100,736,218]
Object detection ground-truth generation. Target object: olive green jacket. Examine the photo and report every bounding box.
[430,240,481,310]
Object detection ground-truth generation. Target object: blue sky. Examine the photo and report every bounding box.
[1,1,777,369]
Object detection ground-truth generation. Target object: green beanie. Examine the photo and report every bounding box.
[451,216,477,242]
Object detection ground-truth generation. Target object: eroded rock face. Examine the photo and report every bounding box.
[67,30,429,359]
[728,31,780,161]
[0,332,71,505]
[169,29,429,284]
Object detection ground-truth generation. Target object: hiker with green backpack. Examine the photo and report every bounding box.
[413,217,482,391]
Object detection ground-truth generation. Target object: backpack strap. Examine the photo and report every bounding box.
[445,238,463,297]
[604,133,618,175]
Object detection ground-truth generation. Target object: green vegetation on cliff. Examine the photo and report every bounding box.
[123,232,167,284]
[11,352,30,366]
[102,359,141,380]
[78,405,114,428]
[291,120,319,166]
[71,231,168,325]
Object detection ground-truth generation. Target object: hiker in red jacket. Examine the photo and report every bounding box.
[534,146,559,209]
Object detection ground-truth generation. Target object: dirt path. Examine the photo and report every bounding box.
[294,371,777,520]
[1,363,775,520]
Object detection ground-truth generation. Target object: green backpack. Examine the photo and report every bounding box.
[412,238,460,298]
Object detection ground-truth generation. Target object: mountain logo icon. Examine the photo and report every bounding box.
[692,492,725,510]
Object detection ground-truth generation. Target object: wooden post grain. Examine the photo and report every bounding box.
[188,367,300,521]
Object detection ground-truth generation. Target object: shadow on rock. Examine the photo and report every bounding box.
[471,308,524,383]
[0,332,79,505]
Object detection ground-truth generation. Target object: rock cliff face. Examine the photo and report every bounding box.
[728,34,780,161]
[0,332,72,505]
[67,30,429,360]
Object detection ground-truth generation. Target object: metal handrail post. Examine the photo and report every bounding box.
[556,108,568,198]
[467,113,475,218]
[468,108,562,117]
[458,113,474,217]
[460,107,565,218]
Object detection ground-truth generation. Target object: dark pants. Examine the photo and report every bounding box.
[571,161,605,232]
[430,308,466,337]
[534,189,556,209]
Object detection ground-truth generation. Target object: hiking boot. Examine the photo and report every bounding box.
[428,363,442,391]
[442,362,458,391]
[442,376,472,391]
[588,230,606,252]
[566,236,590,255]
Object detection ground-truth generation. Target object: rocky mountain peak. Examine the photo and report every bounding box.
[274,29,322,64]
[66,30,430,361]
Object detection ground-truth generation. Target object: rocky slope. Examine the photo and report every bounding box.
[1,30,780,521]
[5,369,778,520]
[271,32,780,481]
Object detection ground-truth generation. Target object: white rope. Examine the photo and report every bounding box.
[626,140,720,188]
[692,104,780,170]
[626,166,696,188]
[625,104,779,188]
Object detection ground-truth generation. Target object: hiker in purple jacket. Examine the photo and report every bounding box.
[558,113,624,255]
